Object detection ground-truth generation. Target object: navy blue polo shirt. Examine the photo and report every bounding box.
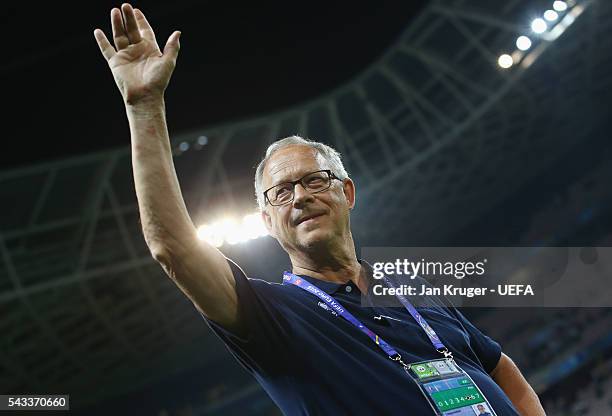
[202,260,520,415]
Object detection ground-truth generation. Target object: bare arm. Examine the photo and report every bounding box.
[93,3,238,328]
[490,353,546,415]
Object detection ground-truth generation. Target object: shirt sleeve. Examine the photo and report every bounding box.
[450,307,502,374]
[200,258,288,373]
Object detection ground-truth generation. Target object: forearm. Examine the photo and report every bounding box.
[500,382,545,415]
[125,98,239,325]
[492,354,546,415]
[126,98,196,257]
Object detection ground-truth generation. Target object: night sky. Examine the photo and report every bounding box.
[1,1,427,170]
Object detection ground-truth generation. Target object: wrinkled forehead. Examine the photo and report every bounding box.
[263,145,328,187]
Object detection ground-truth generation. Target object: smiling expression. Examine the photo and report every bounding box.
[261,145,355,254]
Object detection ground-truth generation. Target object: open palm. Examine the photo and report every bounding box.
[94,3,181,104]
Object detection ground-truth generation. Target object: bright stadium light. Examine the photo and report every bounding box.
[242,213,269,240]
[498,54,514,69]
[531,18,547,34]
[516,36,532,51]
[218,218,241,245]
[544,10,559,21]
[197,224,224,247]
[553,1,568,12]
[197,213,269,246]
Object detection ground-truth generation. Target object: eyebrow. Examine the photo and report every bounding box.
[270,169,319,186]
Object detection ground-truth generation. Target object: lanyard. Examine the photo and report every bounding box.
[382,274,447,353]
[282,272,453,368]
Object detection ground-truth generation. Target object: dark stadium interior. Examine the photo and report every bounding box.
[1,0,611,415]
[1,1,426,169]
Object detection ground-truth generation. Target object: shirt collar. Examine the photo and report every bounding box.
[296,274,344,294]
[293,259,374,295]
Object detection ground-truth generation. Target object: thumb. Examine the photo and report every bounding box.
[163,31,181,63]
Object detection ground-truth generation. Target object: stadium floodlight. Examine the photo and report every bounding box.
[179,141,189,152]
[544,10,559,21]
[197,224,224,247]
[197,213,269,246]
[218,218,242,245]
[531,18,547,33]
[553,1,568,12]
[545,0,584,41]
[242,213,269,240]
[516,36,532,51]
[498,54,514,69]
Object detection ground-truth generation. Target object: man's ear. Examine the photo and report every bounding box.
[261,209,277,238]
[342,178,356,210]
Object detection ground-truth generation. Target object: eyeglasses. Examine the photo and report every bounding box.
[263,170,341,206]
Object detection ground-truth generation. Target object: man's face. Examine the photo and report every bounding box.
[261,145,355,254]
[477,405,486,413]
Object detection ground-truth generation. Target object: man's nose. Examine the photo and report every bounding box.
[292,183,315,208]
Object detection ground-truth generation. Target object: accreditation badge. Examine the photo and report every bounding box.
[407,358,497,416]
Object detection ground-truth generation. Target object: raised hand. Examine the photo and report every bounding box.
[94,3,181,105]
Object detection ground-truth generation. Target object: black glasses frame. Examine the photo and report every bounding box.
[263,169,341,206]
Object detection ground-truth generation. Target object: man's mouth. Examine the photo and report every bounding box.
[295,213,325,226]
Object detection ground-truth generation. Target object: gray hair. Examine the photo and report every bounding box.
[254,135,349,210]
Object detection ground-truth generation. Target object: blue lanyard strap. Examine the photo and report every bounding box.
[282,272,399,358]
[381,276,447,353]
[282,272,452,359]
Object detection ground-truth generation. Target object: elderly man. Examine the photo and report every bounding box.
[94,4,546,415]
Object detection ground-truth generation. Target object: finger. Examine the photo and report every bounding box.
[121,3,142,44]
[111,8,129,50]
[134,8,157,44]
[93,29,116,61]
[163,31,181,65]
